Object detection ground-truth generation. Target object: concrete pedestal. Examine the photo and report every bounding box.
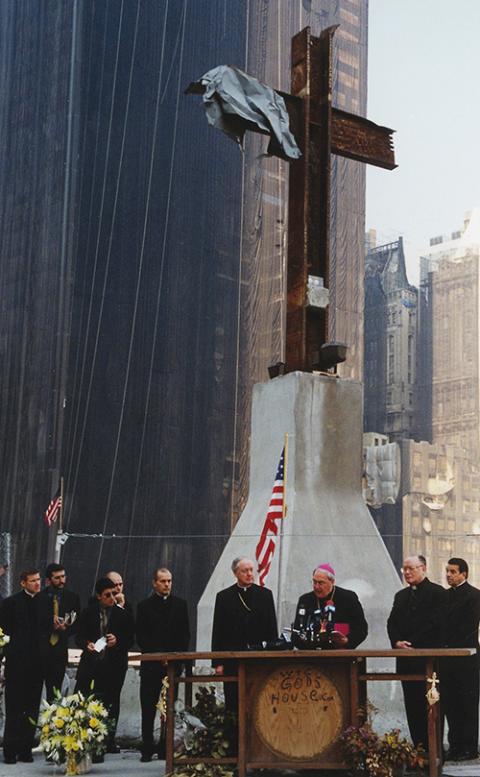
[197,372,407,731]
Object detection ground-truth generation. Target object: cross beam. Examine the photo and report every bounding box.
[186,25,396,373]
[284,26,395,372]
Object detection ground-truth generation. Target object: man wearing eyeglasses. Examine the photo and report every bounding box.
[292,563,368,649]
[75,577,135,760]
[387,555,447,749]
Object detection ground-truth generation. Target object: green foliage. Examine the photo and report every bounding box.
[340,709,426,777]
[170,686,237,777]
[167,766,235,777]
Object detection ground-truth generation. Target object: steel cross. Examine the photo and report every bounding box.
[188,26,396,373]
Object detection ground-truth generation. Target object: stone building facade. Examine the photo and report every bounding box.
[364,211,480,581]
[364,237,419,442]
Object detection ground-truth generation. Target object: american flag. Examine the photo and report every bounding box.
[256,448,285,587]
[44,488,62,527]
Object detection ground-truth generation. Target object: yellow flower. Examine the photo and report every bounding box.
[57,707,70,718]
[42,724,50,736]
[87,701,106,717]
[89,717,99,729]
[63,735,81,752]
[54,718,65,729]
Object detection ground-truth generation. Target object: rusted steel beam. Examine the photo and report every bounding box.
[186,24,396,375]
[331,108,397,170]
[286,26,336,372]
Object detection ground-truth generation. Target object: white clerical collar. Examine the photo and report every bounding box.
[452,579,467,588]
[23,589,36,598]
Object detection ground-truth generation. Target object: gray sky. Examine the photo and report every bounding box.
[366,0,480,283]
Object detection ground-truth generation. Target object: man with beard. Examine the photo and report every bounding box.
[39,563,81,701]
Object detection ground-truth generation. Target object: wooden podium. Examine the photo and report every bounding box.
[136,648,474,777]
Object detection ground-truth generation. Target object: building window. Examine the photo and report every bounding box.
[388,334,394,383]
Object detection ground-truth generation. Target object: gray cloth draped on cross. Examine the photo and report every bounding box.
[199,65,301,161]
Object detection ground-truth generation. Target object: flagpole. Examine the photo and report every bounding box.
[54,477,65,563]
[276,433,288,618]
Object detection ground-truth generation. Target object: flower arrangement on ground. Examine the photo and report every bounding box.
[0,627,10,651]
[0,627,9,720]
[38,690,109,775]
[340,706,426,777]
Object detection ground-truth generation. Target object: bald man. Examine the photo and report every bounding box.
[136,568,190,762]
[387,554,447,748]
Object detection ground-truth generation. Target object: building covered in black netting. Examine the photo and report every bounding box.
[0,1,368,626]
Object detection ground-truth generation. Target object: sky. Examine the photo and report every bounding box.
[366,0,480,284]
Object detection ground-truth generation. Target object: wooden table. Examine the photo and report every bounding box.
[134,648,474,776]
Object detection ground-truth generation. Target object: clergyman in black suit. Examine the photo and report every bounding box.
[39,562,81,701]
[136,567,190,762]
[0,568,43,765]
[292,562,368,649]
[442,557,480,761]
[212,556,278,711]
[75,577,135,757]
[387,554,447,749]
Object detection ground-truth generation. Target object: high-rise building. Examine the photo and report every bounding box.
[411,210,480,581]
[421,209,480,460]
[0,2,369,611]
[364,237,419,441]
[365,210,480,581]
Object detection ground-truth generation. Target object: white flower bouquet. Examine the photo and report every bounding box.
[0,627,10,650]
[38,690,109,775]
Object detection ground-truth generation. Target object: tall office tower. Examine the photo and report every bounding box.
[364,237,419,441]
[0,1,369,610]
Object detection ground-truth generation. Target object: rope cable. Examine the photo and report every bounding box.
[91,3,143,583]
[95,0,189,580]
[64,0,126,528]
[228,0,250,531]
[122,0,172,573]
[65,3,112,500]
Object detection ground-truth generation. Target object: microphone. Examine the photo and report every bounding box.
[297,606,306,630]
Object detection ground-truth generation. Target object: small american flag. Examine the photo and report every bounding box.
[256,449,285,587]
[44,489,62,527]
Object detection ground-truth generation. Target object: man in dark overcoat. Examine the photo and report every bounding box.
[0,568,43,764]
[136,567,190,762]
[292,562,368,649]
[212,557,278,710]
[387,554,447,749]
[442,557,480,761]
[75,577,134,757]
[39,562,81,701]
